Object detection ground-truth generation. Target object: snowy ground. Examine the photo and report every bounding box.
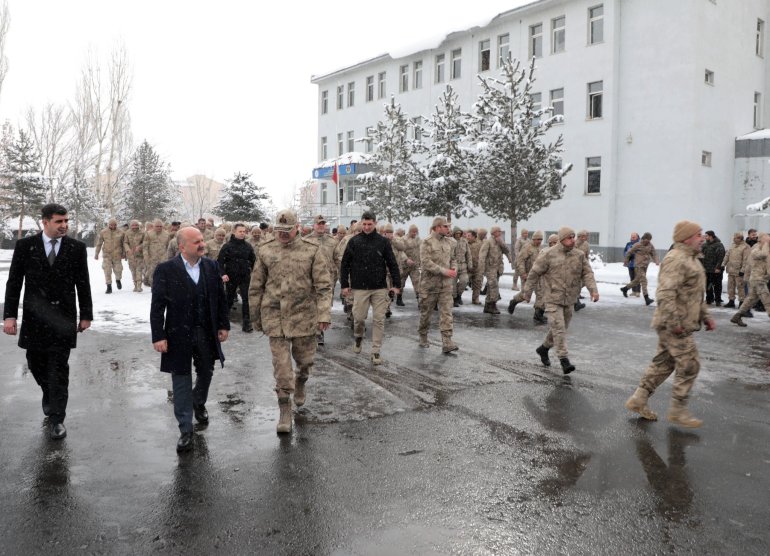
[0,247,668,335]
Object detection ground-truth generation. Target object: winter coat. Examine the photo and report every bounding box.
[311,232,338,278]
[514,236,529,259]
[4,234,93,350]
[624,239,639,269]
[746,242,770,283]
[521,243,597,306]
[248,235,332,338]
[402,236,422,267]
[651,242,710,334]
[721,239,750,275]
[478,237,511,278]
[453,237,473,272]
[516,241,542,277]
[123,229,145,260]
[701,238,725,272]
[468,238,482,271]
[624,241,658,268]
[95,227,125,260]
[218,236,256,282]
[205,238,226,261]
[143,230,170,264]
[575,238,590,257]
[339,231,400,290]
[419,231,456,294]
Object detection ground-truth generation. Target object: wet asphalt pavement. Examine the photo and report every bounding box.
[1,290,769,555]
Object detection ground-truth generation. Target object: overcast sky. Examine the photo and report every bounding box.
[0,0,525,207]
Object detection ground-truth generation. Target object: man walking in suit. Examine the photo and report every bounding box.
[150,226,230,452]
[3,203,93,440]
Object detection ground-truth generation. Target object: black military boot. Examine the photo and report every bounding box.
[730,312,747,327]
[620,286,629,298]
[724,300,736,308]
[481,283,488,296]
[242,320,254,333]
[507,298,520,314]
[106,284,112,294]
[644,295,654,306]
[116,279,122,290]
[574,301,585,311]
[535,345,551,367]
[396,294,405,307]
[453,295,460,308]
[457,295,463,305]
[533,307,547,324]
[560,357,576,374]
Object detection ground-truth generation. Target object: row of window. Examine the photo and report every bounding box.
[704,70,763,129]
[320,118,426,160]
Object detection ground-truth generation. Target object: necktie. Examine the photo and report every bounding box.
[48,239,57,266]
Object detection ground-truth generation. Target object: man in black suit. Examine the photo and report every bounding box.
[3,203,93,440]
[150,226,230,452]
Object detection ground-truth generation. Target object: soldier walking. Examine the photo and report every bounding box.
[452,227,473,306]
[399,224,422,306]
[143,219,170,288]
[512,228,529,291]
[730,232,770,327]
[248,210,331,434]
[95,218,125,293]
[204,228,227,260]
[509,227,599,374]
[418,217,458,353]
[509,231,546,324]
[123,220,145,292]
[467,230,483,305]
[478,226,512,314]
[625,221,716,428]
[620,232,659,305]
[310,214,338,345]
[721,232,750,308]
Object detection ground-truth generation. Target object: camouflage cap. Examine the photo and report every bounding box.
[453,226,463,235]
[558,226,575,241]
[431,216,448,228]
[548,233,558,244]
[314,214,326,224]
[337,225,347,234]
[531,230,544,240]
[274,209,298,232]
[383,223,394,233]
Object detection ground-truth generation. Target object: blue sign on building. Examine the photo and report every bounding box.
[312,164,358,180]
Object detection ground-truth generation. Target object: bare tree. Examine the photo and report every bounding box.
[181,174,218,221]
[25,103,74,201]
[0,1,10,102]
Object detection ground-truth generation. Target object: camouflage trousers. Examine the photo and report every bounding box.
[512,268,522,290]
[454,268,469,298]
[145,258,162,286]
[725,274,745,302]
[127,255,144,283]
[352,288,390,353]
[418,289,453,335]
[485,271,501,303]
[626,264,650,296]
[102,256,123,283]
[269,335,316,398]
[542,303,574,358]
[471,269,483,303]
[639,329,700,402]
[401,265,421,294]
[738,280,770,315]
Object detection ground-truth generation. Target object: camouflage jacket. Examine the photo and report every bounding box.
[746,242,770,283]
[575,239,590,257]
[468,238,482,271]
[624,241,658,268]
[651,242,710,333]
[143,230,170,262]
[478,237,511,278]
[453,237,473,272]
[390,236,409,267]
[248,236,332,338]
[514,237,529,260]
[311,232,338,276]
[402,236,421,267]
[123,230,145,259]
[515,241,542,277]
[205,238,225,261]
[95,228,125,259]
[247,237,261,255]
[522,244,597,306]
[721,240,750,275]
[419,231,455,294]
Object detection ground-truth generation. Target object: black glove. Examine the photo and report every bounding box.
[739,272,744,277]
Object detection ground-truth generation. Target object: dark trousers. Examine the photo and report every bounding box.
[226,278,250,322]
[26,348,71,424]
[628,267,641,293]
[705,272,723,304]
[171,327,214,433]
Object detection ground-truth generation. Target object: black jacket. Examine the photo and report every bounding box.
[701,237,725,272]
[217,236,256,281]
[340,231,401,290]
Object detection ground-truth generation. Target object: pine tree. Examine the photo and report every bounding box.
[419,85,475,221]
[119,140,173,223]
[468,57,572,244]
[215,172,269,223]
[60,166,102,239]
[0,129,47,238]
[357,97,424,223]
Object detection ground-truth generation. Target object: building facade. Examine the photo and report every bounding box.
[311,0,770,255]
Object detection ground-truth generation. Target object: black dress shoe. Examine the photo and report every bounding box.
[194,404,209,423]
[50,423,67,440]
[42,391,51,416]
[177,432,194,452]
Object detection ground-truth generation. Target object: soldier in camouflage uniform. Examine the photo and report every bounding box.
[721,232,750,308]
[123,219,145,292]
[509,227,599,374]
[310,214,338,345]
[621,232,659,305]
[390,228,409,306]
[730,233,770,327]
[547,233,558,247]
[247,225,262,254]
[205,228,227,261]
[452,227,473,306]
[399,224,422,305]
[466,229,483,305]
[418,217,458,353]
[509,231,546,324]
[573,229,591,311]
[478,226,512,314]
[95,218,125,294]
[512,229,529,291]
[248,209,331,434]
[626,221,715,428]
[196,218,214,241]
[334,223,359,316]
[143,219,170,288]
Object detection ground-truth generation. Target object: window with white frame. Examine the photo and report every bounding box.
[529,23,543,58]
[531,92,542,126]
[378,72,387,99]
[321,183,327,205]
[704,69,714,85]
[550,88,564,118]
[366,76,374,102]
[321,90,328,114]
[587,81,603,119]
[347,82,355,107]
[336,86,344,110]
[413,60,423,89]
[479,39,491,71]
[451,48,462,79]
[552,16,566,53]
[365,126,374,153]
[701,151,712,167]
[754,92,762,128]
[589,5,604,45]
[413,116,423,143]
[435,53,445,83]
[498,33,510,67]
[400,65,409,92]
[320,136,327,160]
[586,157,602,194]
[347,130,355,153]
[757,19,765,57]
[337,133,344,156]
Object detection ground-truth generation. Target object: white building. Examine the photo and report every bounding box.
[310,0,770,258]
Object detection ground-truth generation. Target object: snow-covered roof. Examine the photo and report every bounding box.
[315,152,369,169]
[736,129,770,140]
